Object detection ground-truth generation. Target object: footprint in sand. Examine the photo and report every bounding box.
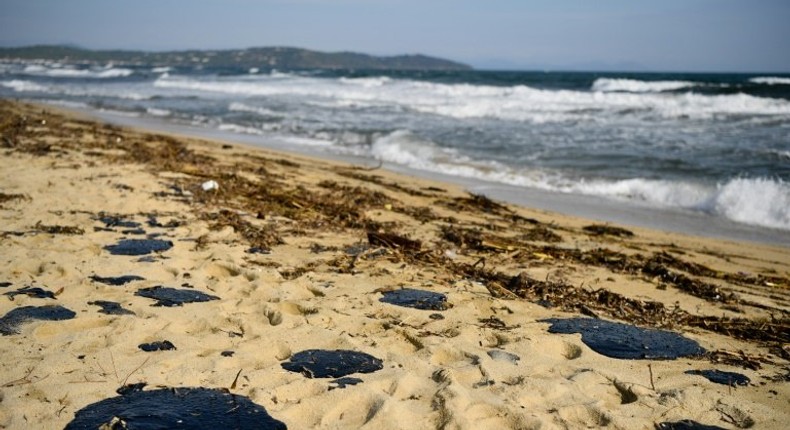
[319,394,387,427]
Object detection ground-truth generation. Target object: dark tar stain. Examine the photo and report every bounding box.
[104,239,173,256]
[89,275,145,286]
[89,300,135,316]
[65,387,287,430]
[655,420,728,430]
[121,228,147,235]
[379,288,449,311]
[685,369,750,386]
[541,318,705,359]
[138,340,176,352]
[98,215,141,229]
[329,377,364,390]
[135,286,220,307]
[282,349,383,378]
[3,286,56,300]
[0,305,76,335]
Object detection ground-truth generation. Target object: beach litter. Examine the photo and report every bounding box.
[281,349,383,378]
[0,305,76,335]
[65,387,287,430]
[135,286,219,307]
[379,288,449,311]
[541,317,705,359]
[487,350,521,365]
[201,179,219,191]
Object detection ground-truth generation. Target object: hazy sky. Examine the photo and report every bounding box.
[1,0,789,72]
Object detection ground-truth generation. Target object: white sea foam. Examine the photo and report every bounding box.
[154,74,790,123]
[769,150,790,161]
[228,102,282,117]
[22,64,133,78]
[217,123,264,135]
[592,78,698,93]
[1,79,49,92]
[339,76,392,87]
[561,177,790,230]
[750,76,790,85]
[151,66,172,74]
[146,107,171,117]
[710,178,790,230]
[366,130,790,230]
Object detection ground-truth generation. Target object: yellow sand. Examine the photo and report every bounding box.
[0,100,788,429]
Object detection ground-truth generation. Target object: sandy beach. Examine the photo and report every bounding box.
[0,99,788,429]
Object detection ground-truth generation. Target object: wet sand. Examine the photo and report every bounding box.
[1,99,788,429]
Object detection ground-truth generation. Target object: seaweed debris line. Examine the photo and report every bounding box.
[281,349,383,378]
[65,387,287,429]
[541,318,705,359]
[0,305,76,335]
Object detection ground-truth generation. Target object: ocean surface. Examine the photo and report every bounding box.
[2,60,789,239]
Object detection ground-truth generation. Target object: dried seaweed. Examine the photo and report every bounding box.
[368,231,421,251]
[520,226,562,243]
[34,221,84,235]
[643,254,737,303]
[466,268,789,345]
[0,192,28,205]
[582,224,634,237]
[335,169,433,197]
[443,193,513,216]
[203,209,283,250]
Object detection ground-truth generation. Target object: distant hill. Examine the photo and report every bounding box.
[0,45,472,71]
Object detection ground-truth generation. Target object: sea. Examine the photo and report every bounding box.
[2,60,789,244]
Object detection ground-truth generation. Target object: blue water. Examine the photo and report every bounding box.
[2,60,789,233]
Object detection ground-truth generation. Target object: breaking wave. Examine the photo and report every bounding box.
[21,64,134,78]
[369,130,790,230]
[592,78,698,93]
[750,76,790,85]
[156,74,790,123]
[1,79,48,92]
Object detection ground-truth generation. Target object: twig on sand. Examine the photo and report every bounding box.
[121,357,150,386]
[648,364,656,391]
[230,369,243,390]
[109,349,119,382]
[2,365,49,387]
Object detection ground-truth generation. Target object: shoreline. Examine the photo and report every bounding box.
[69,104,790,248]
[1,99,788,429]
